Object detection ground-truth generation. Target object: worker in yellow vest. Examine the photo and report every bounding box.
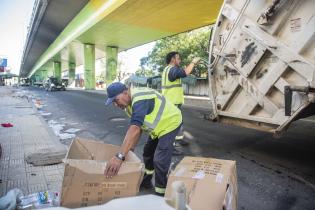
[104,82,182,196]
[162,52,200,149]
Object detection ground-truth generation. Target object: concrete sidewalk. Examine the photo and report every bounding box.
[0,86,65,197]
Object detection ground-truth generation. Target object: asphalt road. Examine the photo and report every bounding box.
[25,86,315,210]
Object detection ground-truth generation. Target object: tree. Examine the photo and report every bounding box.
[143,26,212,77]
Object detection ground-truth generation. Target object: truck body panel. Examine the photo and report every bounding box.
[209,0,315,133]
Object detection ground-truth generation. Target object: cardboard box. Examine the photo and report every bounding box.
[165,157,237,210]
[60,138,144,208]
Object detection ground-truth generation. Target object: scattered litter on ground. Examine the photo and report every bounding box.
[47,120,77,140]
[34,104,43,110]
[59,133,76,140]
[48,122,65,136]
[12,91,31,101]
[18,191,60,209]
[69,122,79,125]
[64,128,80,133]
[35,99,42,104]
[32,98,45,110]
[25,148,67,166]
[40,112,52,116]
[0,188,23,210]
[1,123,13,128]
[48,120,58,124]
[14,106,32,108]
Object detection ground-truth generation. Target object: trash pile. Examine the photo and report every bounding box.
[18,191,60,209]
[0,189,60,210]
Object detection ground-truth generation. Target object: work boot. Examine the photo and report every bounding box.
[173,141,180,147]
[178,139,189,146]
[155,192,165,197]
[175,136,189,146]
[140,174,153,189]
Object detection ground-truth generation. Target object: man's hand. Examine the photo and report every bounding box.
[185,57,201,75]
[192,57,201,65]
[104,156,123,178]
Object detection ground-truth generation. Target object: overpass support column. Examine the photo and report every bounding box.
[41,70,48,81]
[53,61,61,80]
[69,62,76,85]
[105,46,118,84]
[84,44,95,90]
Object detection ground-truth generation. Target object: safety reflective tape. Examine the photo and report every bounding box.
[161,84,182,89]
[145,94,165,128]
[145,169,155,175]
[163,66,172,87]
[132,91,156,100]
[175,135,184,140]
[131,91,166,131]
[155,187,166,194]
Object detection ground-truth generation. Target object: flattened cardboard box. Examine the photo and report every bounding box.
[165,156,237,210]
[61,138,144,208]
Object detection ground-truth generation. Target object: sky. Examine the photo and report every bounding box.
[0,0,154,75]
[119,42,155,73]
[0,0,35,74]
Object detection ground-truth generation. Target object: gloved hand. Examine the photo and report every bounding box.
[192,57,201,65]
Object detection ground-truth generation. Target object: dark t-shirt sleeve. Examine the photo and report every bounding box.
[168,66,187,82]
[130,99,155,127]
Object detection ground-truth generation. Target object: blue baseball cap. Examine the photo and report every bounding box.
[105,82,127,105]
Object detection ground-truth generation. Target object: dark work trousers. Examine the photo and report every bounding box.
[142,125,181,193]
[175,104,184,139]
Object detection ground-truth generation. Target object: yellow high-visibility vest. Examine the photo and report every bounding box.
[126,88,182,139]
[161,65,184,105]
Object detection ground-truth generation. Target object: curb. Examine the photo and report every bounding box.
[67,88,212,111]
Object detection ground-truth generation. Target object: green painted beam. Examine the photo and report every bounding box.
[69,62,76,84]
[41,69,48,81]
[105,46,118,84]
[84,44,95,90]
[53,61,61,80]
[28,0,127,77]
[27,0,223,79]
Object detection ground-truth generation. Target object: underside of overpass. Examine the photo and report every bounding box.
[20,0,223,88]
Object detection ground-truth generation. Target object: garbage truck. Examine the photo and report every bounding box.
[208,0,315,134]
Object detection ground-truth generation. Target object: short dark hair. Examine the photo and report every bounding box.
[166,51,179,64]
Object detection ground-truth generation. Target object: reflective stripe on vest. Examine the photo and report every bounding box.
[126,87,182,139]
[145,169,154,175]
[155,187,166,194]
[131,91,166,130]
[161,84,182,89]
[161,65,184,104]
[162,65,181,89]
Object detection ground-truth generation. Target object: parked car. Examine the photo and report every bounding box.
[20,82,30,86]
[44,77,66,91]
[33,81,44,87]
[61,79,69,87]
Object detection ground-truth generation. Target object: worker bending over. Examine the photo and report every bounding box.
[104,82,182,196]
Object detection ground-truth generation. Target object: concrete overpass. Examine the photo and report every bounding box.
[20,0,223,89]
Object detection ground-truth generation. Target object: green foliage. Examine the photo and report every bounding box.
[135,68,155,77]
[142,26,212,78]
